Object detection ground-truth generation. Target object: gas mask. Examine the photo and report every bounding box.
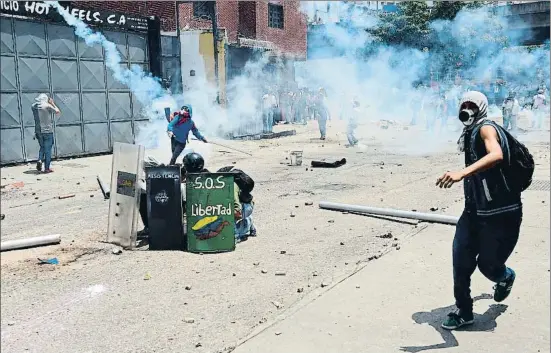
[458,108,476,126]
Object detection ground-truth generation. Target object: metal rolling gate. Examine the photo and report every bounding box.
[0,16,150,164]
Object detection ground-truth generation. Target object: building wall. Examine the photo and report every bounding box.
[70,1,177,32]
[178,1,239,43]
[255,0,306,59]
[198,31,227,103]
[179,31,226,103]
[178,1,307,59]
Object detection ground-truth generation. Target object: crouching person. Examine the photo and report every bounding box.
[217,166,256,243]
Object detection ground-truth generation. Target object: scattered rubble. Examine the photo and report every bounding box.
[58,194,75,200]
[275,271,286,276]
[261,269,268,274]
[321,282,329,288]
[271,301,284,309]
[184,318,195,324]
[430,207,439,212]
[280,250,286,255]
[111,247,122,255]
[377,232,393,239]
[275,332,282,336]
[305,201,313,206]
[297,288,304,293]
[185,285,192,290]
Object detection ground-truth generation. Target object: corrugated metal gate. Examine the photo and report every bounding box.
[0,16,150,164]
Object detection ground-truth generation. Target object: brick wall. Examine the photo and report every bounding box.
[178,1,239,42]
[70,1,177,32]
[255,0,306,59]
[178,1,307,59]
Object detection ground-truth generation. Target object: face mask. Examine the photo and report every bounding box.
[459,109,476,126]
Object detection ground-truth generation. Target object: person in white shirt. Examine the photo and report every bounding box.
[531,89,547,129]
[502,92,520,133]
[346,99,360,147]
[262,91,277,133]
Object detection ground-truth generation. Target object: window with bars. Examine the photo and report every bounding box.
[193,1,214,19]
[268,3,284,29]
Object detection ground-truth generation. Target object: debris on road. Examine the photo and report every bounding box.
[37,257,59,265]
[377,232,393,239]
[297,288,304,293]
[275,332,282,336]
[144,273,151,280]
[328,220,335,223]
[321,282,329,288]
[272,301,284,309]
[275,271,286,276]
[261,269,268,274]
[430,206,439,211]
[280,250,286,255]
[253,262,260,266]
[1,234,61,252]
[185,285,192,290]
[396,246,401,250]
[311,158,347,168]
[305,201,313,206]
[1,214,4,221]
[58,194,75,200]
[340,242,345,246]
[356,285,360,289]
[319,202,459,225]
[112,247,123,255]
[290,212,295,218]
[97,175,110,199]
[195,342,202,348]
[184,318,195,324]
[312,271,318,277]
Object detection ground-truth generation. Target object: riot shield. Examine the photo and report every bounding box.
[145,165,185,250]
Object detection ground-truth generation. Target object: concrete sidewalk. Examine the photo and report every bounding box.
[233,192,550,353]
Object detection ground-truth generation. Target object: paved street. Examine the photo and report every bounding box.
[1,121,549,353]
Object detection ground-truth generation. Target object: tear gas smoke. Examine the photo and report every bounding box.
[298,1,550,152]
[45,1,182,150]
[47,0,549,157]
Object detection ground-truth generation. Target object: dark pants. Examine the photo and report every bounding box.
[169,137,186,165]
[452,209,522,313]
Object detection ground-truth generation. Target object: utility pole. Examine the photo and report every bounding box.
[175,0,181,94]
[210,1,220,104]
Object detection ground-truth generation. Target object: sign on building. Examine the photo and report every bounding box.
[185,173,236,253]
[0,1,149,32]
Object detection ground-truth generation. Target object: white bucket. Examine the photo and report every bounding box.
[290,151,303,166]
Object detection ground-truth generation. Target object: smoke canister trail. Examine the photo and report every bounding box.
[45,1,171,114]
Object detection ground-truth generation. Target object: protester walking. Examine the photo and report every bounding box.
[167,104,208,165]
[31,93,60,173]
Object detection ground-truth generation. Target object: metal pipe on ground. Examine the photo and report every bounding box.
[319,201,459,225]
[1,234,61,252]
[97,175,110,199]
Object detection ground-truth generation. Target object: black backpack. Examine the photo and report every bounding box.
[217,166,255,202]
[491,124,535,193]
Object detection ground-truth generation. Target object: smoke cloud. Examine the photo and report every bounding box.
[47,0,549,157]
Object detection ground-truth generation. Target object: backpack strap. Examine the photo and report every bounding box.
[470,120,511,166]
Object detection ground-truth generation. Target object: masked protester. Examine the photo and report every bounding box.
[436,91,522,330]
[167,104,208,165]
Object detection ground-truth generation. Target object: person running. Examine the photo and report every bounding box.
[437,91,523,330]
[167,104,208,165]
